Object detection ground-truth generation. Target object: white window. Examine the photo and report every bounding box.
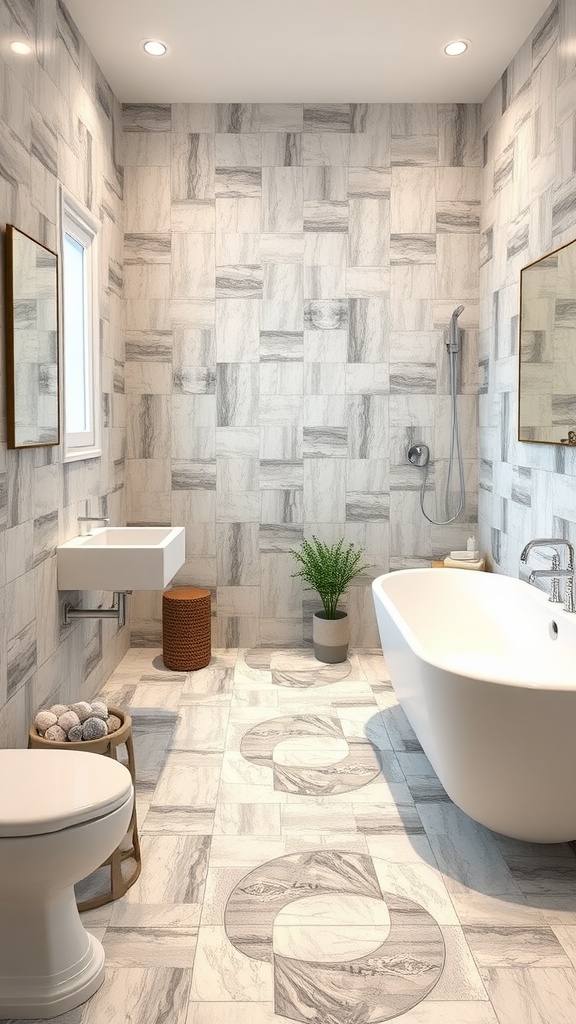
[60,187,101,461]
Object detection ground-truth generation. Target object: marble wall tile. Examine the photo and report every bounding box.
[303,458,346,522]
[348,198,389,265]
[261,167,303,232]
[217,364,259,426]
[216,299,260,362]
[121,99,480,644]
[261,132,302,167]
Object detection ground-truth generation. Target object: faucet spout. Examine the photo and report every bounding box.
[520,537,576,612]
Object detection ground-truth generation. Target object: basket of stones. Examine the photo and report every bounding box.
[30,700,124,750]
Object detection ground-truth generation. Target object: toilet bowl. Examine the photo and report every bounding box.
[0,748,133,1019]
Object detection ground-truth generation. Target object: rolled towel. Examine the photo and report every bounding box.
[70,701,93,723]
[57,710,81,735]
[106,714,122,735]
[44,725,67,742]
[82,717,108,740]
[90,701,109,720]
[68,724,84,742]
[35,710,57,734]
[49,704,69,718]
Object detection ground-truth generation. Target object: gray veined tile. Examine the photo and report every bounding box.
[503,857,576,896]
[217,363,259,427]
[124,233,171,264]
[462,926,572,968]
[304,167,348,201]
[436,200,481,233]
[215,233,261,264]
[259,233,305,263]
[261,132,303,166]
[303,104,351,132]
[304,200,349,233]
[348,297,390,362]
[390,364,437,393]
[82,966,190,1024]
[123,103,172,132]
[261,167,304,232]
[348,167,392,198]
[215,167,262,198]
[259,363,303,396]
[124,835,210,904]
[171,461,216,490]
[259,104,304,132]
[103,927,198,968]
[216,103,261,133]
[215,133,262,167]
[259,461,303,489]
[260,490,304,524]
[390,233,437,264]
[171,133,214,200]
[483,967,576,1024]
[303,426,348,457]
[259,331,304,362]
[346,493,389,521]
[391,135,439,166]
[215,265,263,298]
[125,331,173,362]
[213,803,282,836]
[416,802,524,897]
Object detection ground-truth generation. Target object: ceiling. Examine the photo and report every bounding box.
[62,0,552,104]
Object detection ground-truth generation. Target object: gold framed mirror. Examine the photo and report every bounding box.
[518,236,576,445]
[5,224,60,449]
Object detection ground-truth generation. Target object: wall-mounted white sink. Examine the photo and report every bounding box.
[57,526,186,592]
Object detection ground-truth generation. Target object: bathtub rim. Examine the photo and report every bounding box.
[372,567,576,692]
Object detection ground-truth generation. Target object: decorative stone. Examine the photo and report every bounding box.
[35,711,57,733]
[70,702,93,723]
[90,701,109,720]
[82,717,108,740]
[49,704,69,718]
[57,711,81,734]
[67,724,84,742]
[106,715,121,735]
[44,725,68,742]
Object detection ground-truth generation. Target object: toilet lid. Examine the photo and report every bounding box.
[0,749,133,837]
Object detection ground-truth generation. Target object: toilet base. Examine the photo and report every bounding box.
[0,932,105,1019]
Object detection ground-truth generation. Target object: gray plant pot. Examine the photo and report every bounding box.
[312,610,349,664]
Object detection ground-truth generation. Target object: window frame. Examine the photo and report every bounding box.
[59,186,102,462]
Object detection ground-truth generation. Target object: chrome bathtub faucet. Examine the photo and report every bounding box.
[520,538,576,613]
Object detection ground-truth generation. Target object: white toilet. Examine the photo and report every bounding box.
[0,748,133,1019]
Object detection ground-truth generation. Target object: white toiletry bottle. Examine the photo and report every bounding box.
[467,535,477,552]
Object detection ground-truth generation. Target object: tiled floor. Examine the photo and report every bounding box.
[32,647,576,1023]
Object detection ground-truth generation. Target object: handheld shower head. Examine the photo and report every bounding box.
[447,304,465,353]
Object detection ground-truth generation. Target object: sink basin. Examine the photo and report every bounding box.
[57,527,186,591]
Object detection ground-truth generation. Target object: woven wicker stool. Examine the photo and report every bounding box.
[163,586,212,671]
[28,707,141,912]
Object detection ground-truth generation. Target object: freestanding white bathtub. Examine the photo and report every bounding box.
[372,568,576,843]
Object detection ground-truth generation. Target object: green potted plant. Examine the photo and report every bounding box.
[290,536,373,663]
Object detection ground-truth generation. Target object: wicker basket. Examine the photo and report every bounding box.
[163,586,212,671]
[28,707,141,911]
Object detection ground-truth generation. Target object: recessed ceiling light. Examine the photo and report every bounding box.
[444,40,468,56]
[142,39,168,57]
[10,40,32,55]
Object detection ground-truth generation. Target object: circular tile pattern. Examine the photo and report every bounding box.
[244,647,352,687]
[225,850,445,1023]
[240,714,381,795]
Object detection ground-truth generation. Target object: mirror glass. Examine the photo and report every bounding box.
[5,224,60,449]
[519,236,576,445]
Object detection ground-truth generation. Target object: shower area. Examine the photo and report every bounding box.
[123,101,481,650]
